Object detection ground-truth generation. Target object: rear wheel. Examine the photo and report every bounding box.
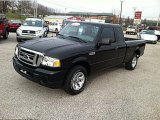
[3,30,8,39]
[125,54,138,70]
[17,38,21,42]
[64,66,88,95]
[43,31,48,37]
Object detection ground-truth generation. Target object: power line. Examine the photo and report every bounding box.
[41,0,103,12]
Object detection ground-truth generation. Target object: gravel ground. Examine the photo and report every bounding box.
[0,33,160,120]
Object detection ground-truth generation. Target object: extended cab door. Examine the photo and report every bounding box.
[114,27,127,64]
[91,26,120,70]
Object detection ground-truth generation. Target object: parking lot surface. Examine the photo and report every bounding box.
[0,33,160,120]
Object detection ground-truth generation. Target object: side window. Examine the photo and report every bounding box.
[101,27,115,43]
[114,27,124,43]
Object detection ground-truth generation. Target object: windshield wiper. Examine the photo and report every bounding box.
[57,33,66,39]
[67,36,87,43]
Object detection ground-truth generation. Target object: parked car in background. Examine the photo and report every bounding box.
[0,14,9,39]
[139,30,158,44]
[49,22,62,32]
[13,22,146,95]
[126,26,137,35]
[16,18,48,42]
[148,26,160,40]
[8,20,21,32]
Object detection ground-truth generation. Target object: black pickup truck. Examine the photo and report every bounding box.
[13,22,146,95]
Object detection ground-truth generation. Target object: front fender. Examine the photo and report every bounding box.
[72,57,88,64]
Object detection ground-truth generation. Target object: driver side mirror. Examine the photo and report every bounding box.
[98,38,111,46]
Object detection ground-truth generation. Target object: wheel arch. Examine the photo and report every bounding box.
[135,48,140,57]
[71,57,91,75]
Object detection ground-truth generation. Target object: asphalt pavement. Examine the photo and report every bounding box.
[0,32,160,120]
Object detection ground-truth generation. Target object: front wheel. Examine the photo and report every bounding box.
[3,30,8,39]
[43,31,48,37]
[17,38,21,42]
[125,54,138,70]
[64,66,88,95]
[55,28,58,33]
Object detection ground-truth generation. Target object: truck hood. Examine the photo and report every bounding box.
[19,25,42,31]
[20,37,81,52]
[19,37,93,59]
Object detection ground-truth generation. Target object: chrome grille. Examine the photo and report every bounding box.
[17,47,44,67]
[22,30,35,34]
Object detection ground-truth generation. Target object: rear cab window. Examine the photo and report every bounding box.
[101,27,116,43]
[114,27,125,43]
[0,15,6,24]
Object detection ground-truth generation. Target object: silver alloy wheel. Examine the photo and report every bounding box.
[132,56,137,68]
[71,72,85,91]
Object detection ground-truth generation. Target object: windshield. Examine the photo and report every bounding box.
[22,20,42,27]
[0,20,3,24]
[128,26,135,29]
[59,22,100,42]
[142,30,155,35]
[10,20,21,24]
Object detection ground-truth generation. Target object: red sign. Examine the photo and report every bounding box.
[134,11,142,19]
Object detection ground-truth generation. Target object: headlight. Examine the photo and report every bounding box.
[17,28,22,34]
[36,30,41,34]
[15,46,19,56]
[41,56,61,67]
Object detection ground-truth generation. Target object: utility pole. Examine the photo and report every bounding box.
[119,0,125,24]
[133,7,136,25]
[33,0,37,18]
[65,8,67,19]
[36,0,38,18]
[157,13,160,27]
[3,0,6,13]
[33,0,35,17]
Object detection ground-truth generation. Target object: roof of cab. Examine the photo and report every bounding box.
[70,21,121,28]
[26,18,42,20]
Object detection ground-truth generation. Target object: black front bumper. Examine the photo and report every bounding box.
[13,57,67,88]
[145,40,157,44]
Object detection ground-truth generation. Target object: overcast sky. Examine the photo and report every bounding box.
[38,0,160,20]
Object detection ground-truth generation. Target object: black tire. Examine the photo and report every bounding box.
[154,41,157,44]
[17,38,21,42]
[43,31,48,37]
[3,30,8,39]
[125,54,138,70]
[55,28,58,33]
[64,65,88,95]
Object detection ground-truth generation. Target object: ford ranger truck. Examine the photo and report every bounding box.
[13,22,146,95]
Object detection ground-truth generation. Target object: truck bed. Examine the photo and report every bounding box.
[124,39,146,63]
[125,37,139,41]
